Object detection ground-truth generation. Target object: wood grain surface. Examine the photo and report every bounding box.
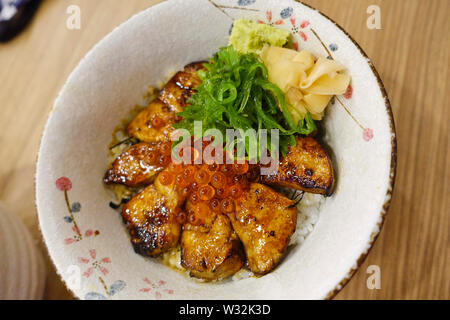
[0,0,448,300]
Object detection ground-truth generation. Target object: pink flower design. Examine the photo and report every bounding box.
[78,249,111,278]
[289,17,310,50]
[64,238,75,245]
[56,176,99,245]
[344,84,353,99]
[139,277,174,299]
[363,128,374,141]
[257,10,284,26]
[63,228,95,245]
[56,177,72,191]
[73,225,80,235]
[63,226,83,244]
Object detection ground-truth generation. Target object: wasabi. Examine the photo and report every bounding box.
[229,19,290,54]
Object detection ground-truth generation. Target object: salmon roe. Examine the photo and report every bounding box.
[211,172,226,189]
[168,162,183,173]
[209,198,221,212]
[220,164,234,176]
[229,184,242,198]
[158,171,174,186]
[160,142,172,155]
[175,174,190,188]
[232,174,243,184]
[215,187,229,199]
[146,152,158,165]
[198,185,215,201]
[183,165,197,181]
[195,170,211,185]
[177,211,186,224]
[163,156,253,218]
[233,162,249,175]
[180,186,191,198]
[188,212,196,224]
[220,198,235,213]
[159,154,171,166]
[207,163,219,172]
[189,192,199,204]
[191,181,199,191]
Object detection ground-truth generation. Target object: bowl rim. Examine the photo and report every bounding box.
[34,0,397,300]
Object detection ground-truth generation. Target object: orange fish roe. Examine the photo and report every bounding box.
[189,192,200,204]
[175,173,190,188]
[191,181,199,191]
[220,164,234,176]
[180,186,191,198]
[198,185,215,201]
[207,163,219,172]
[168,162,183,174]
[188,213,195,224]
[195,169,211,185]
[160,142,172,155]
[233,162,249,175]
[146,152,158,165]
[215,187,229,199]
[163,157,253,217]
[232,174,243,184]
[209,198,221,212]
[159,154,171,166]
[183,165,197,182]
[211,172,226,189]
[176,211,187,224]
[229,184,242,198]
[220,198,235,213]
[158,171,174,186]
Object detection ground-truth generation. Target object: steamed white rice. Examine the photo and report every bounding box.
[290,192,324,246]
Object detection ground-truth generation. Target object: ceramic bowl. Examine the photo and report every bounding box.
[36,0,396,299]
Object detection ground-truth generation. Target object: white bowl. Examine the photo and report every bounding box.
[36,0,396,300]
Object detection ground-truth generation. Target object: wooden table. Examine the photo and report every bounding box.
[0,0,448,300]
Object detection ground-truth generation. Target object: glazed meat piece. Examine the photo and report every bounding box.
[261,137,335,196]
[181,200,244,280]
[127,62,205,142]
[159,62,204,113]
[122,170,185,257]
[228,183,297,275]
[104,142,169,187]
[126,99,178,143]
[183,61,207,77]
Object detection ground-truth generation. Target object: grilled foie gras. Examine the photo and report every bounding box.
[127,62,205,142]
[104,142,170,187]
[126,99,178,143]
[159,62,204,113]
[181,200,244,280]
[122,170,186,257]
[262,137,335,196]
[228,183,297,275]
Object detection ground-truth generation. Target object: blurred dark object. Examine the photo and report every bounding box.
[0,0,41,42]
